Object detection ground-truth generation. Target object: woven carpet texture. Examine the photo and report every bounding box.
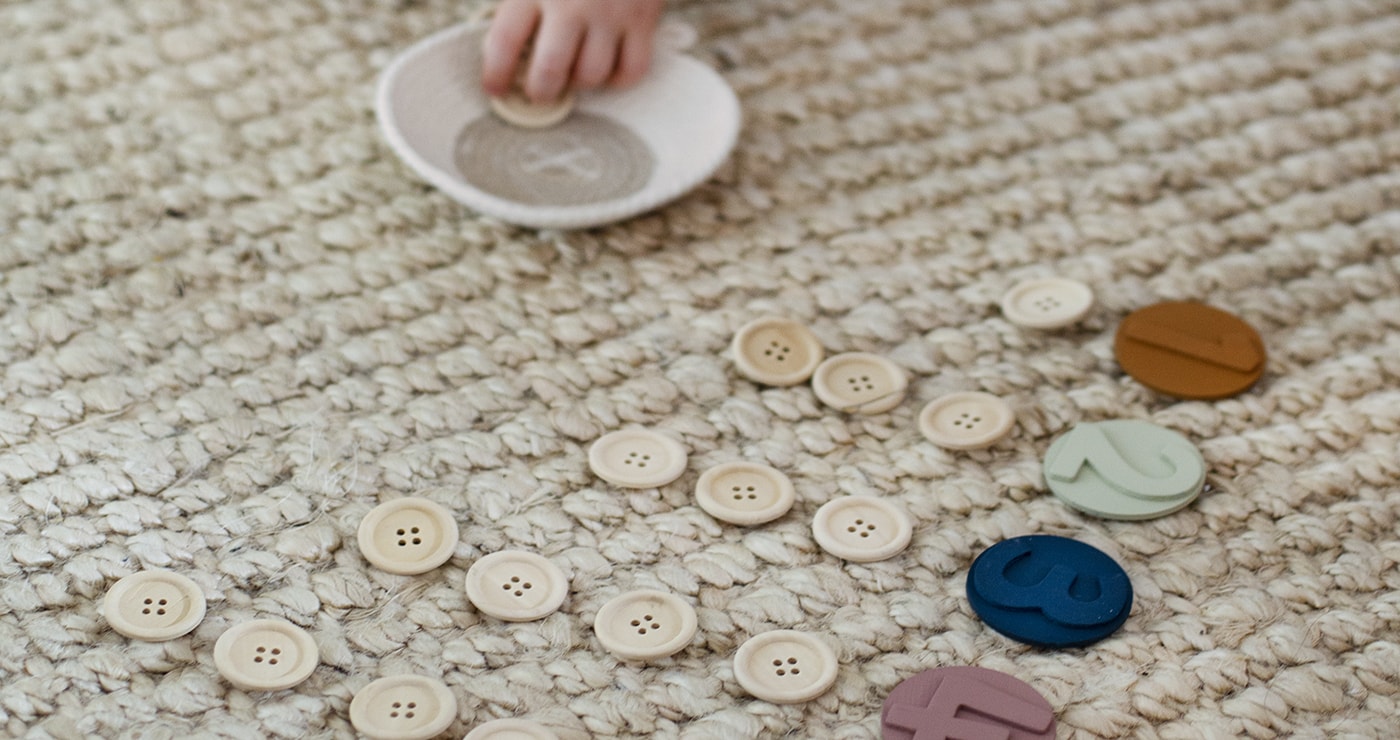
[2,0,1399,737]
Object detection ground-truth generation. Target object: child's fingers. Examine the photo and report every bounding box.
[481,0,539,96]
[573,28,621,90]
[524,11,585,102]
[611,29,654,89]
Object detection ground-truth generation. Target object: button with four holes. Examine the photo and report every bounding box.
[588,428,689,488]
[593,589,698,661]
[465,550,569,622]
[811,352,907,414]
[733,630,839,704]
[357,498,459,575]
[350,675,458,740]
[1001,277,1095,329]
[811,496,913,562]
[731,316,825,386]
[102,570,206,641]
[918,391,1016,450]
[694,461,797,526]
[213,619,320,691]
[465,719,560,740]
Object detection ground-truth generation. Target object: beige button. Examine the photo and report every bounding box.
[465,551,568,622]
[694,461,796,526]
[593,589,698,661]
[918,391,1016,450]
[102,570,206,641]
[1000,277,1094,329]
[464,719,559,740]
[811,496,913,562]
[810,352,907,414]
[214,618,319,691]
[731,316,824,386]
[588,429,688,488]
[357,497,459,575]
[349,675,458,740]
[490,87,576,129]
[733,630,838,704]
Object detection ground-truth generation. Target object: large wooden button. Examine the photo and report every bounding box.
[214,619,320,691]
[1114,302,1265,399]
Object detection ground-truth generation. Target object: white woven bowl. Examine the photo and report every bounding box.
[376,23,741,230]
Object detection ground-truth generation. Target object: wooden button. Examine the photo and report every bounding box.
[811,496,913,563]
[731,317,824,386]
[593,589,698,661]
[103,570,206,642]
[349,675,458,740]
[918,392,1015,450]
[464,551,569,622]
[357,498,458,575]
[588,429,689,488]
[1114,302,1265,399]
[1000,277,1094,330]
[694,461,796,526]
[214,619,319,691]
[733,630,839,704]
[810,352,907,414]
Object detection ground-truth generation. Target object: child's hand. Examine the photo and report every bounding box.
[481,0,665,104]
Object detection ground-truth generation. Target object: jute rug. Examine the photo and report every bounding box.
[2,0,1398,737]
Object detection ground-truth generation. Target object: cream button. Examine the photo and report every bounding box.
[464,719,559,740]
[731,316,824,386]
[349,675,458,740]
[593,589,698,661]
[357,497,459,575]
[465,550,568,622]
[213,619,319,691]
[588,429,688,488]
[694,461,796,526]
[1000,277,1094,329]
[918,391,1016,450]
[811,496,913,563]
[810,352,907,414]
[102,570,206,641]
[733,630,839,704]
[490,88,576,129]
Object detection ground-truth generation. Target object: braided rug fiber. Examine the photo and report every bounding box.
[2,0,1399,737]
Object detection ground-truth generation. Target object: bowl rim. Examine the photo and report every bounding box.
[375,22,742,230]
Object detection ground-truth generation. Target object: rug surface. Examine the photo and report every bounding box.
[1,0,1398,737]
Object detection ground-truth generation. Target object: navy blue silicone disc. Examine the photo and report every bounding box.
[966,535,1132,648]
